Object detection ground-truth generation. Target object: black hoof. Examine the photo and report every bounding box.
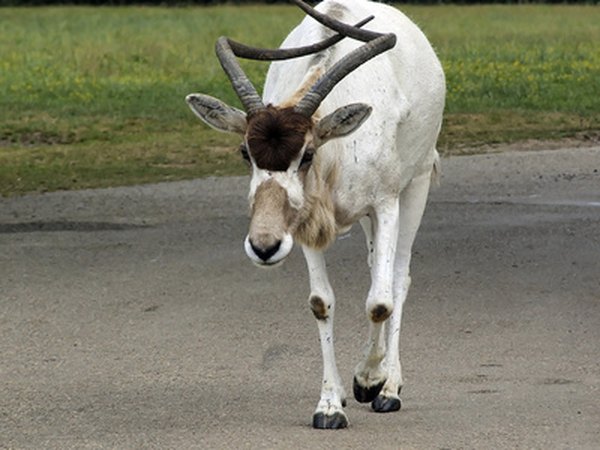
[372,395,401,412]
[353,376,386,403]
[312,412,348,429]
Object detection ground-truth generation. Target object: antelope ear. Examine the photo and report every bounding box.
[314,103,372,146]
[186,94,247,134]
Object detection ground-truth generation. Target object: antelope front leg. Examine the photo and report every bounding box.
[353,199,400,403]
[302,246,348,429]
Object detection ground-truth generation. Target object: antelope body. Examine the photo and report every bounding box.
[187,0,445,429]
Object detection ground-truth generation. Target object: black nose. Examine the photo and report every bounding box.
[250,239,281,262]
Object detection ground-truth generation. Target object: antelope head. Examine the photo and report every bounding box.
[186,0,395,266]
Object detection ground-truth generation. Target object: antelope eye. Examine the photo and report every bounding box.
[240,144,251,163]
[300,151,314,168]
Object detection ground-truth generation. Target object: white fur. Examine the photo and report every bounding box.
[263,0,445,426]
[187,0,445,428]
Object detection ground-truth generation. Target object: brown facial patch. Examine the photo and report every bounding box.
[250,179,298,249]
[246,106,312,171]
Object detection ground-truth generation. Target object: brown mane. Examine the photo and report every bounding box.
[246,106,312,171]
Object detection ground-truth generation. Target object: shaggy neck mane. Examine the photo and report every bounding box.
[293,157,339,250]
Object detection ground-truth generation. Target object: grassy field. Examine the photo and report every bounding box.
[0,4,599,196]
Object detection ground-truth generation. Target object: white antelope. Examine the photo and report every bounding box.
[187,0,445,429]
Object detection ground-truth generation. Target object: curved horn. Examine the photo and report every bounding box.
[290,0,382,43]
[215,15,373,115]
[285,0,397,117]
[214,0,396,118]
[215,37,265,115]
[226,15,374,61]
[294,33,397,117]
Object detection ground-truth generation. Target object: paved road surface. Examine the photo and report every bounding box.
[1,147,599,449]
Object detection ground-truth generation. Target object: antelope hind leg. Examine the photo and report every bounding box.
[371,170,433,412]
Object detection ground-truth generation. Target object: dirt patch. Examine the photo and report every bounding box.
[445,131,600,156]
[0,131,77,147]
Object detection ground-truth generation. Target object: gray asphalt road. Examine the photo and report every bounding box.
[1,147,599,449]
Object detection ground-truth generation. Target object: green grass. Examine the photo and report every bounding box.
[1,5,599,196]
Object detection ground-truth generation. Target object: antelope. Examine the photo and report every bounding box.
[186,0,445,429]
